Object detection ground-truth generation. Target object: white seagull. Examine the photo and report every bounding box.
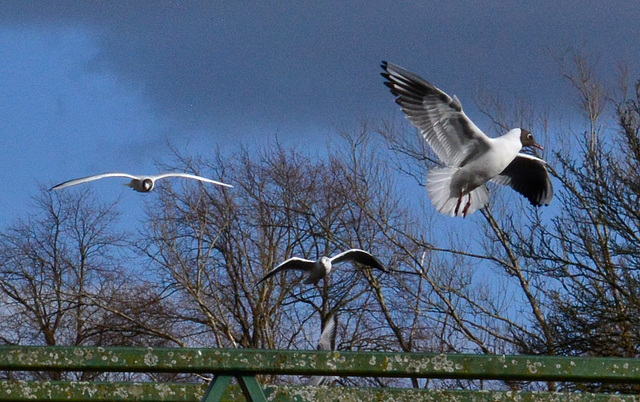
[257,249,387,285]
[308,315,338,386]
[50,172,232,193]
[381,61,553,217]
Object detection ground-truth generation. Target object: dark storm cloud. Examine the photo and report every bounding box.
[2,1,639,137]
[3,2,387,133]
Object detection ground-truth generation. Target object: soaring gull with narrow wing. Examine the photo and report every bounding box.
[51,172,232,193]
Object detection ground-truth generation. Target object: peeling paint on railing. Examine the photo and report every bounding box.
[0,380,207,401]
[0,381,638,402]
[1,346,639,383]
[1,347,640,401]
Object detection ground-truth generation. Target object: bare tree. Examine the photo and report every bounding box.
[0,188,146,379]
[515,58,640,393]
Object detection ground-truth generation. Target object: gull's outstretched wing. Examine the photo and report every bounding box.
[50,173,139,191]
[257,257,316,284]
[492,153,553,206]
[381,61,491,168]
[152,173,233,188]
[330,249,387,272]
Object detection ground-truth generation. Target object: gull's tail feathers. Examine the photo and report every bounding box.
[426,167,489,217]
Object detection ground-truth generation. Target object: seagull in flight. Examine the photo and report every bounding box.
[381,61,553,217]
[308,315,338,386]
[257,249,387,285]
[50,172,232,193]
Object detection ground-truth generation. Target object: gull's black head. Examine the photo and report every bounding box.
[520,129,543,150]
[141,178,154,192]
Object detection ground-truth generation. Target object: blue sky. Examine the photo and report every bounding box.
[1,2,639,227]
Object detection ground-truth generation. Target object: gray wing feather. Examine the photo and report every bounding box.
[492,154,553,206]
[257,257,316,284]
[152,173,233,188]
[330,249,387,272]
[50,173,139,191]
[381,61,491,167]
[317,315,337,351]
[308,315,338,386]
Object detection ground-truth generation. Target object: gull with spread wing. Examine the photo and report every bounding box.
[50,172,232,193]
[381,61,553,217]
[257,249,386,285]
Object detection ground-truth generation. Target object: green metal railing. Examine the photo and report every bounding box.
[0,346,638,401]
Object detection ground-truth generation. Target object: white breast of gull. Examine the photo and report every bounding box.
[381,61,553,217]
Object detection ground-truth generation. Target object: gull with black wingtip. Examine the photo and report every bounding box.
[381,61,553,217]
[257,249,387,285]
[50,172,232,193]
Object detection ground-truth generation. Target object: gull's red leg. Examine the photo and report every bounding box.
[454,191,464,216]
[462,194,472,218]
